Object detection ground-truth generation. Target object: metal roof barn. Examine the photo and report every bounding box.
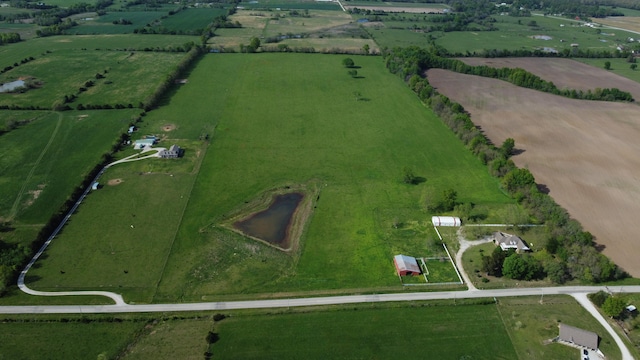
[431,216,461,227]
[393,255,421,276]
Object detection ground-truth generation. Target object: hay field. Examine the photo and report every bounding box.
[427,66,640,276]
[458,57,640,101]
[596,16,640,34]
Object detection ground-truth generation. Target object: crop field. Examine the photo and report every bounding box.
[0,49,186,108]
[427,66,640,277]
[596,15,640,34]
[0,110,136,227]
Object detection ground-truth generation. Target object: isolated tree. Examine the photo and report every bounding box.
[403,166,417,184]
[501,138,515,157]
[353,91,362,101]
[348,69,358,78]
[362,43,370,55]
[604,61,611,70]
[248,37,260,52]
[441,188,458,211]
[602,296,626,318]
[631,63,638,71]
[342,57,355,68]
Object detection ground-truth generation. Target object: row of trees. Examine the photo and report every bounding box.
[387,46,634,102]
[384,46,626,284]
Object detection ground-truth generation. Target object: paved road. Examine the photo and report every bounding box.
[4,286,640,314]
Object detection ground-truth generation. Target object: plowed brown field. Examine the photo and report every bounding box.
[427,61,640,276]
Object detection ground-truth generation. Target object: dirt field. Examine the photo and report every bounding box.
[427,65,640,276]
[458,57,640,102]
[596,16,640,35]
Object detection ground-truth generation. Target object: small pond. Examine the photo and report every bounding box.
[0,80,25,93]
[234,192,304,249]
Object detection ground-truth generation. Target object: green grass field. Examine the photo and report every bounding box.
[0,110,136,227]
[20,53,512,303]
[0,318,143,360]
[364,13,640,53]
[159,8,227,32]
[146,53,511,301]
[0,49,186,108]
[69,12,166,35]
[210,296,622,359]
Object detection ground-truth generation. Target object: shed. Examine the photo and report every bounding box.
[91,182,99,191]
[128,126,135,134]
[133,138,155,150]
[431,216,461,227]
[493,231,530,252]
[393,255,421,276]
[558,323,599,350]
[626,305,637,312]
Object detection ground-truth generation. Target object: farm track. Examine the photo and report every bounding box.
[8,112,62,221]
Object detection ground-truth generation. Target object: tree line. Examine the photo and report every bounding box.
[386,46,634,102]
[384,46,626,284]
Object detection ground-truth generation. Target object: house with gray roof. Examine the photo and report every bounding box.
[159,144,182,159]
[493,231,530,252]
[558,323,599,350]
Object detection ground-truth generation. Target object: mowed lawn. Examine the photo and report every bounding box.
[212,303,517,359]
[149,53,510,301]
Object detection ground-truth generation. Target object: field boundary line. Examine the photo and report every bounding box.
[9,112,62,220]
[151,141,210,301]
[442,243,463,285]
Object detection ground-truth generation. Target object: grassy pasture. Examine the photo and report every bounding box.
[0,110,136,227]
[364,12,639,52]
[576,57,640,83]
[239,0,341,11]
[140,53,511,301]
[68,12,166,35]
[0,49,186,108]
[213,301,518,359]
[159,8,226,32]
[0,318,143,360]
[26,140,205,302]
[0,35,198,65]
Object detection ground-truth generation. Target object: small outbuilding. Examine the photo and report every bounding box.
[393,255,421,276]
[431,216,461,227]
[133,138,155,150]
[558,323,599,350]
[493,231,530,252]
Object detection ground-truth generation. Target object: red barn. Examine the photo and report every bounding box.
[393,255,421,276]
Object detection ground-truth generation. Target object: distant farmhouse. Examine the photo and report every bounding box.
[493,231,530,252]
[159,144,182,159]
[393,255,421,276]
[558,323,599,350]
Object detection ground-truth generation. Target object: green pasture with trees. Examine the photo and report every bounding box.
[147,53,511,301]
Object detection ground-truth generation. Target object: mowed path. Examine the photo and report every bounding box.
[427,66,640,277]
